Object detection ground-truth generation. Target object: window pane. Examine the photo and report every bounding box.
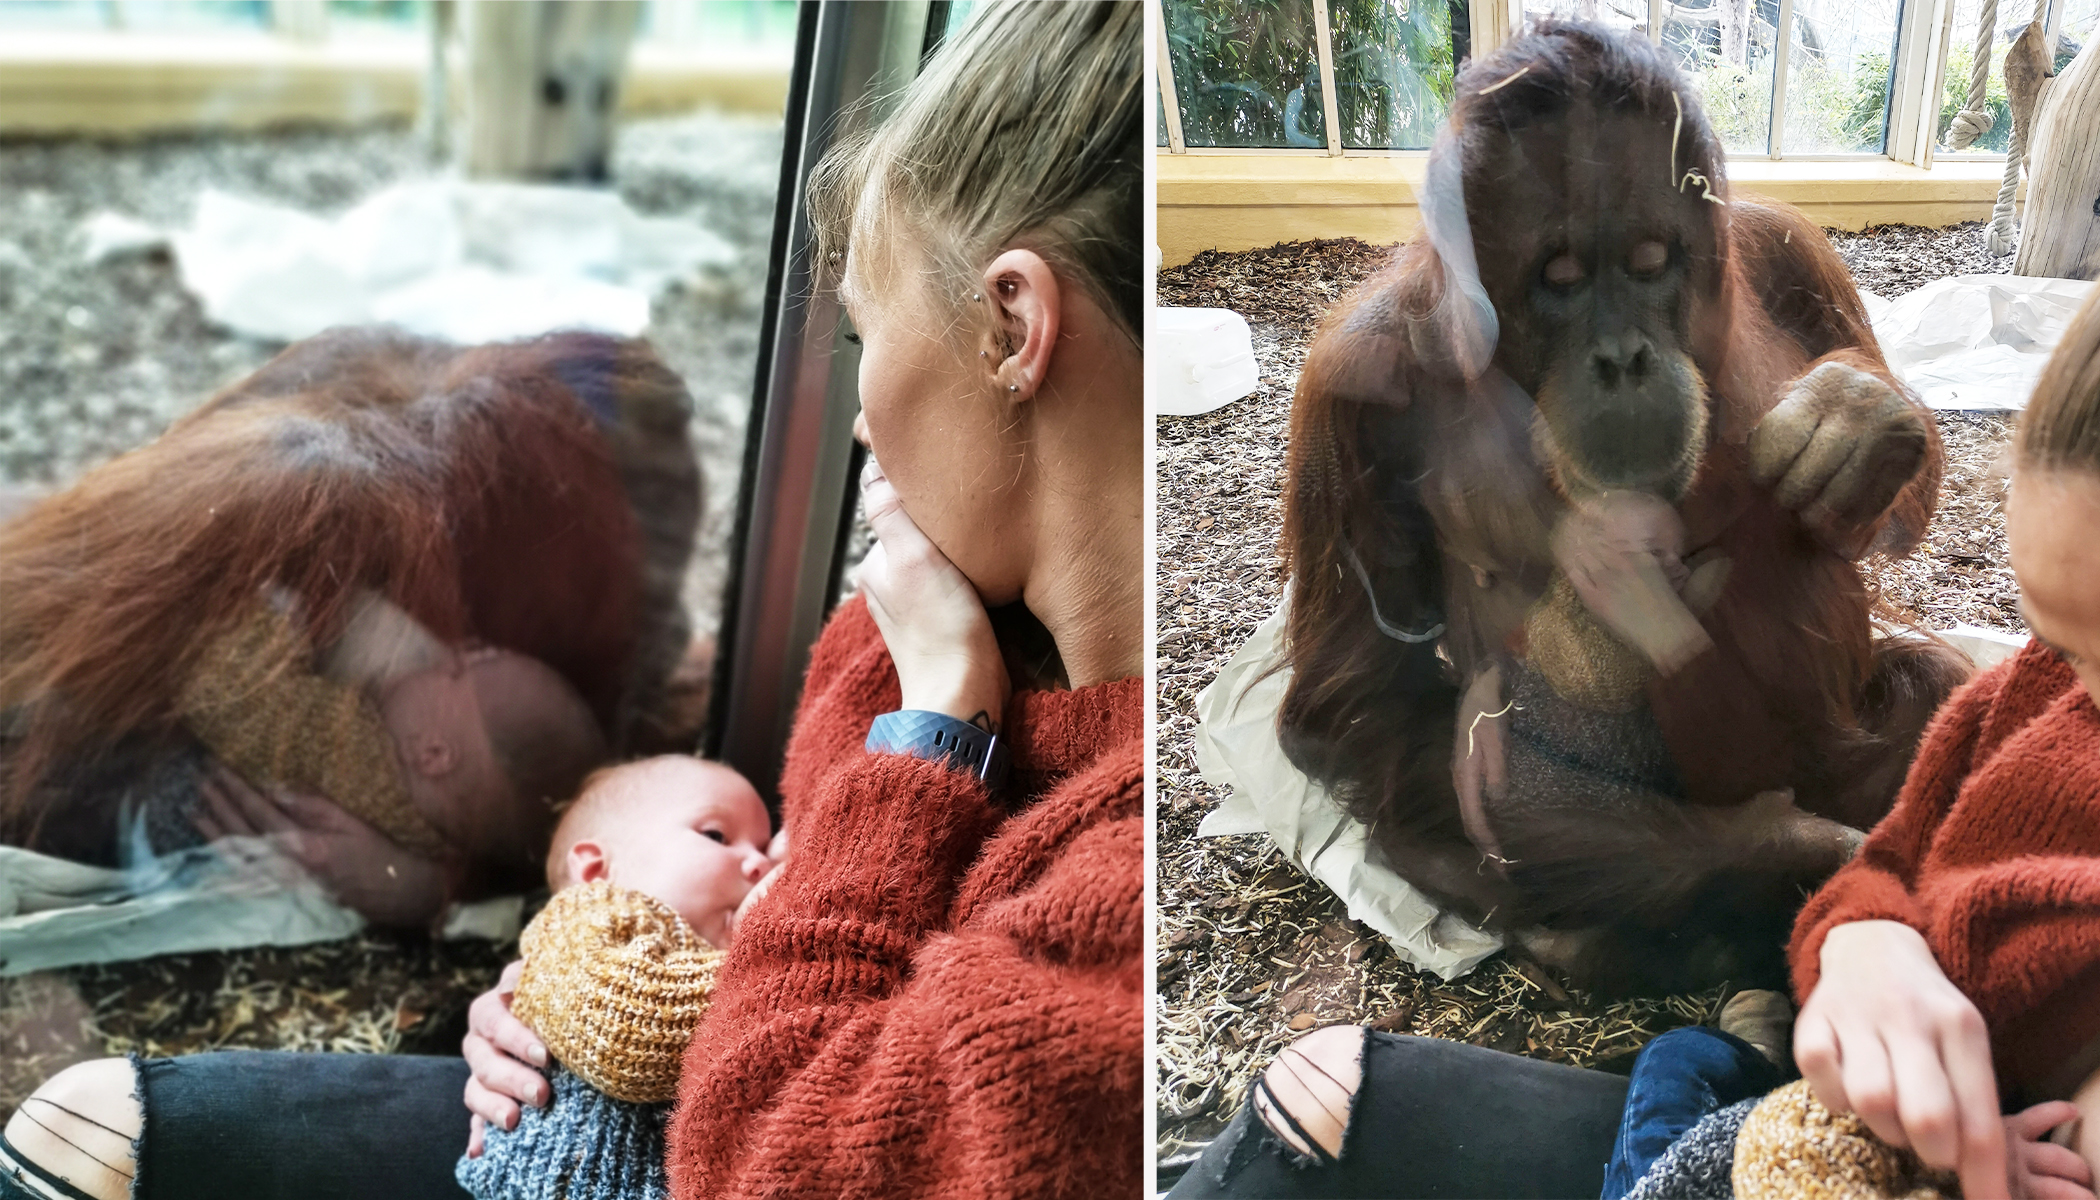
[1661,0,1778,154]
[1934,0,2013,153]
[1331,0,1463,149]
[1779,0,1902,153]
[1158,78,1171,146]
[1523,0,1641,37]
[2057,0,2095,66]
[1162,0,1328,148]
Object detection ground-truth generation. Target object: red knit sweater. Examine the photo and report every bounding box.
[664,596,1144,1198]
[1790,639,2100,1102]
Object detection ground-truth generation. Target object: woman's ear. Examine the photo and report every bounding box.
[567,840,609,885]
[980,248,1061,400]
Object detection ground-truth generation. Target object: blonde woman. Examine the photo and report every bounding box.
[1,4,1141,1199]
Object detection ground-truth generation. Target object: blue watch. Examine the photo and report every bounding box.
[865,710,1011,791]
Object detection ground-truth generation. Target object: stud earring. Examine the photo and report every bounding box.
[971,293,982,301]
[1009,384,1019,393]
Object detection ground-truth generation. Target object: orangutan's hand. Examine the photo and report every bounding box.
[191,764,445,928]
[1749,361,1931,559]
[855,454,1010,731]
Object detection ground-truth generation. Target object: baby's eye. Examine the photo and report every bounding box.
[702,829,727,844]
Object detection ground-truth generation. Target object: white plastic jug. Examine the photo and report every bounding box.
[1150,307,1261,415]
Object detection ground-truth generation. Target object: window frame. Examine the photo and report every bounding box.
[1157,0,2079,164]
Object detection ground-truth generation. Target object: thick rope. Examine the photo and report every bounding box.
[1946,0,2000,149]
[1987,117,2023,255]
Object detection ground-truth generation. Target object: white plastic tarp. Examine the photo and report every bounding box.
[1867,274,2097,410]
[92,180,734,345]
[0,840,525,975]
[1193,597,1506,980]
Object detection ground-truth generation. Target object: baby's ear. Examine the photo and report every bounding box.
[568,841,608,885]
[408,734,458,779]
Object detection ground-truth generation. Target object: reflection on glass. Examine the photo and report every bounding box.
[1935,0,2012,153]
[2056,0,2095,69]
[1162,0,1328,148]
[1158,78,1171,146]
[1331,0,1463,150]
[1524,0,1641,36]
[1779,0,1900,154]
[1660,0,1777,154]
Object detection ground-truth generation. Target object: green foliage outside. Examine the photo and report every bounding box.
[1330,0,1458,148]
[1674,50,1774,153]
[1934,41,2012,153]
[1162,0,1459,149]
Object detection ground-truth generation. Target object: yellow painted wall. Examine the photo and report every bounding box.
[0,33,789,137]
[1158,151,2018,265]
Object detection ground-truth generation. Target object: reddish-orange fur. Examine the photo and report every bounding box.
[1276,23,1958,992]
[0,327,700,847]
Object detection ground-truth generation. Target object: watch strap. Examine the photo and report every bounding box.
[865,710,1011,791]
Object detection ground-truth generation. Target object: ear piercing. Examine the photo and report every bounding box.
[1009,384,1019,392]
[971,293,982,301]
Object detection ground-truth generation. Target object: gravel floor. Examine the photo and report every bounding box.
[0,110,781,1124]
[1155,222,2025,1170]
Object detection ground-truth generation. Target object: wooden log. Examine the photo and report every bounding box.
[2014,35,2100,280]
[457,0,642,182]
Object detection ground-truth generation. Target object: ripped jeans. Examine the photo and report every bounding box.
[2,1052,472,1200]
[1166,1032,1632,1199]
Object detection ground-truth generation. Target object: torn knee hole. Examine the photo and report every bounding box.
[1253,1025,1366,1164]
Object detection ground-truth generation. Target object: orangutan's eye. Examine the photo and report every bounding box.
[1629,241,1669,276]
[1543,254,1584,287]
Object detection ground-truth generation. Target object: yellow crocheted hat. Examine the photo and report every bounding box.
[1734,1079,1957,1200]
[511,881,725,1104]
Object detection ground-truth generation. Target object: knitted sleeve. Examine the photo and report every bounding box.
[177,603,448,858]
[511,881,723,1104]
[1786,657,2004,1002]
[664,598,1145,1199]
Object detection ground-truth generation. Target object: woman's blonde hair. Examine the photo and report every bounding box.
[808,0,1141,344]
[2020,289,2100,472]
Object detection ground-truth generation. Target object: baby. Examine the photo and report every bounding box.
[180,591,608,921]
[456,755,779,1200]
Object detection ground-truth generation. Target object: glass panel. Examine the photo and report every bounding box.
[1331,0,1464,150]
[1779,0,1902,153]
[1523,0,1642,37]
[2059,0,2097,65]
[643,0,799,51]
[1158,77,1171,145]
[1934,0,2019,153]
[1661,0,1779,154]
[1162,0,1328,148]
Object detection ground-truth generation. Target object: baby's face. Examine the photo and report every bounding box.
[583,759,774,948]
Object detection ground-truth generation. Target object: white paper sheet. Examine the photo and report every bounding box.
[1193,597,1505,980]
[105,181,734,344]
[1870,274,2097,410]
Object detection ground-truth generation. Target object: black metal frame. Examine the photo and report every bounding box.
[706,1,940,803]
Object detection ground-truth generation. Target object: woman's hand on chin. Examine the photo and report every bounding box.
[462,959,549,1157]
[857,457,1011,729]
